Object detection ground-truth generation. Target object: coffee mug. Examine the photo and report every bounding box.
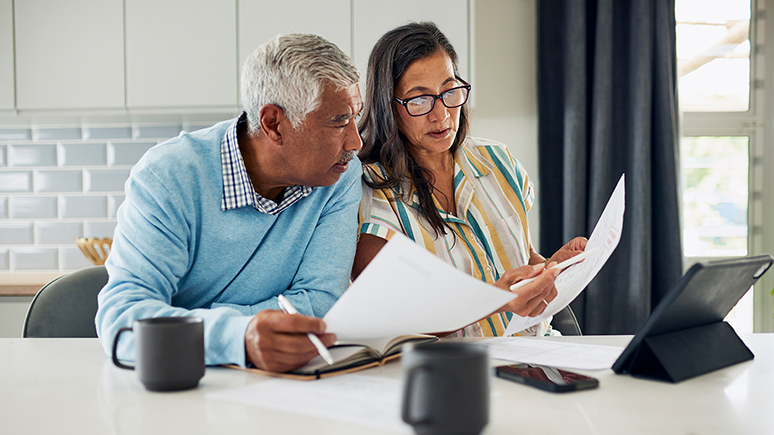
[401,341,489,435]
[111,317,205,392]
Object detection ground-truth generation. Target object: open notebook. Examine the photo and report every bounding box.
[227,334,438,380]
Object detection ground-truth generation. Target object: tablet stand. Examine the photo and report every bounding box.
[625,321,754,383]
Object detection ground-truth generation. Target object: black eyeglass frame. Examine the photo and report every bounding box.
[393,80,471,117]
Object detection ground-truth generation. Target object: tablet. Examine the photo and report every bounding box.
[612,254,773,379]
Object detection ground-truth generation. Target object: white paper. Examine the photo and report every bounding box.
[480,337,625,370]
[324,234,517,339]
[207,374,412,434]
[503,174,626,336]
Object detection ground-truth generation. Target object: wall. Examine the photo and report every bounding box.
[469,0,540,250]
[0,117,233,276]
[0,0,540,337]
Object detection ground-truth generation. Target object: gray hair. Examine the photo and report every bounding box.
[240,33,359,133]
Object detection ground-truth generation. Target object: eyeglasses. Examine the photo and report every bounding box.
[394,83,471,117]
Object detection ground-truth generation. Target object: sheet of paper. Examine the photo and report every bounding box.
[323,234,517,339]
[504,174,626,336]
[480,337,625,370]
[207,374,412,434]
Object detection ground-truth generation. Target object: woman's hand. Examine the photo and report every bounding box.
[493,264,561,317]
[546,237,588,264]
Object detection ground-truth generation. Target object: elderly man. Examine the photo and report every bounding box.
[96,33,363,373]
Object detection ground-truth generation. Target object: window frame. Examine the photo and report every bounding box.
[678,0,773,332]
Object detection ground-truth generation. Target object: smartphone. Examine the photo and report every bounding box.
[495,364,599,393]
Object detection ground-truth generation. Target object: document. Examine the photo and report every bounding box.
[207,374,412,434]
[323,234,517,339]
[503,174,626,336]
[480,337,625,370]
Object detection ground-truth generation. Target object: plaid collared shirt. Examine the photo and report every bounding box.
[220,112,312,214]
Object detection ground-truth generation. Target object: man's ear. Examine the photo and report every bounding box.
[258,104,286,143]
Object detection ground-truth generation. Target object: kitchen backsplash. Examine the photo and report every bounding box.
[0,119,230,273]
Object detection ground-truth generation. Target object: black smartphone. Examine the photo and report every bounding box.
[495,363,599,393]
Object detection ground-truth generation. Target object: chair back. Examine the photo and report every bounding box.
[22,266,108,338]
[552,305,582,336]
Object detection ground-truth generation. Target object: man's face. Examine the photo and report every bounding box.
[281,83,363,187]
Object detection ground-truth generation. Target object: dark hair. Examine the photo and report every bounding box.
[358,22,470,237]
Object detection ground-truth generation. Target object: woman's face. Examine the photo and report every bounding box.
[393,51,462,158]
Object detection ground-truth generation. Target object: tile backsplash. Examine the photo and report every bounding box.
[0,118,228,273]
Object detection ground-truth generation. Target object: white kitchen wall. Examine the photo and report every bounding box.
[469,0,540,251]
[0,119,232,273]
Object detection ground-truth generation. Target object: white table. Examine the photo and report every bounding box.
[2,335,772,434]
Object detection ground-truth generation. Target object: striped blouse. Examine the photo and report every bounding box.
[358,137,550,337]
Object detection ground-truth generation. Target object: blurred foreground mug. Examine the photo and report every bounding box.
[402,342,489,435]
[111,317,204,392]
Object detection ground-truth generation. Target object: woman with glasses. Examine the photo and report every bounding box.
[353,22,586,337]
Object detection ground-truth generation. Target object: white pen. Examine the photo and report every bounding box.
[276,294,334,365]
[509,246,603,291]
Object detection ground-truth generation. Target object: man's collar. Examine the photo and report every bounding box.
[220,112,312,215]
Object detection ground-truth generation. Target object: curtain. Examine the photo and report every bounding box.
[536,0,684,334]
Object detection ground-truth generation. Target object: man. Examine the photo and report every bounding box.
[96,33,363,373]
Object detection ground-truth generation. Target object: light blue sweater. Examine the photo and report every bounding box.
[96,118,362,366]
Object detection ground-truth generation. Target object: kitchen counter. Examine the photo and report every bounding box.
[0,273,63,296]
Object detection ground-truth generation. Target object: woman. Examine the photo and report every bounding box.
[353,22,586,337]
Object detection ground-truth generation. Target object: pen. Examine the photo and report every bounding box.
[509,246,603,291]
[276,294,335,365]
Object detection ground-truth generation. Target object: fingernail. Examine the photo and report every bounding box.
[532,264,543,271]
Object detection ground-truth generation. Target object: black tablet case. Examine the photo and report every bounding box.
[612,254,773,383]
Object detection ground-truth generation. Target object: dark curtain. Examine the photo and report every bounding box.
[537,0,684,334]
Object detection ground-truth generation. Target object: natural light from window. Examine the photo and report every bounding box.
[676,0,751,111]
[680,136,748,258]
[676,0,753,333]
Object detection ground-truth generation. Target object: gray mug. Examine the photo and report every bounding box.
[402,341,489,435]
[111,317,204,392]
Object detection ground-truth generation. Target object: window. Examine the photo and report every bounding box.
[676,0,767,333]
[680,136,749,258]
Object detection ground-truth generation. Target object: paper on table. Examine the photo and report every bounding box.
[323,233,517,339]
[503,174,626,336]
[207,374,412,434]
[480,337,625,370]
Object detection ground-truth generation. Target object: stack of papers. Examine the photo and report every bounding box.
[480,337,624,370]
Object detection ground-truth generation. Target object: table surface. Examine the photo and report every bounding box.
[2,334,773,435]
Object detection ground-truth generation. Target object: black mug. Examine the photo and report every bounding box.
[111,317,205,392]
[402,342,489,435]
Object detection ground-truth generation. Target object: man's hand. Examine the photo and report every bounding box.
[493,264,560,317]
[244,310,337,373]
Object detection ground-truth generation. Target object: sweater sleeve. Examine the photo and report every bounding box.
[95,162,253,367]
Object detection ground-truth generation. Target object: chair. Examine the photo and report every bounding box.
[22,266,108,338]
[75,237,113,265]
[552,305,582,336]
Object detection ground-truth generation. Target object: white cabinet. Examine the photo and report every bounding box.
[237,0,351,108]
[14,0,125,110]
[0,0,13,110]
[5,0,473,113]
[125,0,237,108]
[238,0,351,64]
[353,0,471,84]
